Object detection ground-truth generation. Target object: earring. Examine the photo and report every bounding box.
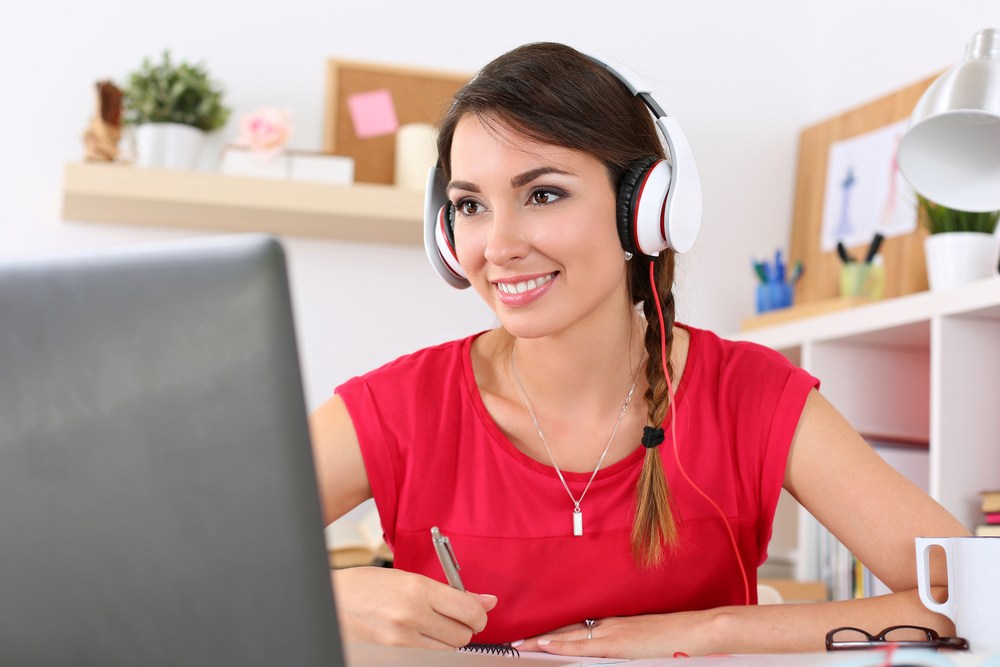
[624,251,634,262]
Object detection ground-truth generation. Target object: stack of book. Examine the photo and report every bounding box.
[975,490,1000,537]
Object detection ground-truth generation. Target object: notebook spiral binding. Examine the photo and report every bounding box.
[460,642,520,657]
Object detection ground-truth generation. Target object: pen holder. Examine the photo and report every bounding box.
[755,282,794,314]
[840,263,885,300]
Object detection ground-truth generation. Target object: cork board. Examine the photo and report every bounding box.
[323,59,469,185]
[789,74,939,305]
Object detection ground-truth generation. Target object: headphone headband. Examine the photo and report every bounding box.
[588,54,702,255]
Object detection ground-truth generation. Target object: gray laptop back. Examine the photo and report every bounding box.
[0,234,344,666]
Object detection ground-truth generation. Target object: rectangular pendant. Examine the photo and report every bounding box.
[573,509,583,536]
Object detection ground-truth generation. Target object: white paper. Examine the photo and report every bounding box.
[820,119,917,252]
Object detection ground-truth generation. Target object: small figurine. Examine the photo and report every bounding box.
[82,80,123,162]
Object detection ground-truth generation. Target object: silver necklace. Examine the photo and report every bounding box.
[510,350,638,537]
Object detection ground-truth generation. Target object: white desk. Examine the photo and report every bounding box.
[347,642,578,665]
[348,643,998,666]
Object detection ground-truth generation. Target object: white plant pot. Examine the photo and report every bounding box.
[924,231,999,292]
[134,122,205,170]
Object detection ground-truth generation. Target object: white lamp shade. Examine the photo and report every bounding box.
[897,28,1000,212]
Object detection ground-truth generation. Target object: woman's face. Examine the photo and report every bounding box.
[447,114,630,340]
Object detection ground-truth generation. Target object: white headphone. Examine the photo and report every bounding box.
[424,54,702,290]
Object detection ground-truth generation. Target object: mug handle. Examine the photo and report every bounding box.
[915,537,955,621]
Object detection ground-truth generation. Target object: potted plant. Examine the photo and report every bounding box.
[919,195,1000,292]
[123,51,230,169]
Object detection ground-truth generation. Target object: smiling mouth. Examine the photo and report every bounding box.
[494,273,556,295]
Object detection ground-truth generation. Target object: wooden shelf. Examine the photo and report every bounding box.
[61,162,426,245]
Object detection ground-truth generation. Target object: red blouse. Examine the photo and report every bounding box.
[336,325,818,643]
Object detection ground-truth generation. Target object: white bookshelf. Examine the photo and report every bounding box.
[732,277,1000,592]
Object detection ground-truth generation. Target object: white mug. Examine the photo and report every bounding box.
[915,536,1000,654]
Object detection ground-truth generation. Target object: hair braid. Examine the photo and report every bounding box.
[629,252,679,567]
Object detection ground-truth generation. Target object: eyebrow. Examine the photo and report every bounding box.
[446,166,574,194]
[511,166,573,188]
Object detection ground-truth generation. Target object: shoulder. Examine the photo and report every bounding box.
[331,333,484,470]
[684,325,819,425]
[337,334,478,396]
[686,324,803,380]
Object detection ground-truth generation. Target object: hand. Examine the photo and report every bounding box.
[514,609,719,659]
[331,566,498,650]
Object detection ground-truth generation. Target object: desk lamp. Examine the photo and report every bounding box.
[897,28,1000,212]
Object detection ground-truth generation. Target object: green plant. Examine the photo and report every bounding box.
[123,51,230,132]
[918,195,1000,234]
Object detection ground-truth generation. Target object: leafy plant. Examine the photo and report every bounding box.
[918,195,1000,234]
[123,51,230,132]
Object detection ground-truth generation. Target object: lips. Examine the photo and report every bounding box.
[493,272,557,305]
[495,273,555,295]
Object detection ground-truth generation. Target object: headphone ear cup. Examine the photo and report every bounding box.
[616,158,655,256]
[442,203,455,246]
[617,157,672,257]
[432,203,468,285]
[424,166,470,289]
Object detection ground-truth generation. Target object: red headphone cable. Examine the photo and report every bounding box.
[648,260,751,606]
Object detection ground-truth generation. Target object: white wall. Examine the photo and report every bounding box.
[1,1,996,410]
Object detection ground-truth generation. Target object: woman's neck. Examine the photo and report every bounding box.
[507,309,648,414]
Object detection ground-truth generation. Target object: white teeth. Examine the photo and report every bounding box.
[497,273,553,295]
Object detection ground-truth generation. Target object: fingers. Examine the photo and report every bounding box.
[428,586,491,635]
[536,636,613,658]
[402,590,499,650]
[412,611,485,650]
[529,615,683,660]
[515,621,594,652]
[536,621,612,657]
[474,593,499,612]
[372,586,482,650]
[334,567,498,650]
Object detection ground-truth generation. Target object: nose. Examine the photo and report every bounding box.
[483,205,530,267]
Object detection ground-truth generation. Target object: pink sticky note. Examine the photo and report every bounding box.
[347,89,399,139]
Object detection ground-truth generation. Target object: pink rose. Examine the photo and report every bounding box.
[235,107,292,158]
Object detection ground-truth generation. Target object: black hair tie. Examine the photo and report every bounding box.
[642,426,665,448]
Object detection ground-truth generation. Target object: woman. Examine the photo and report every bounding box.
[309,42,967,658]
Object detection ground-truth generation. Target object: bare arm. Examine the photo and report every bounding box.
[784,389,967,598]
[309,394,497,649]
[698,388,969,653]
[524,389,970,658]
[309,395,372,525]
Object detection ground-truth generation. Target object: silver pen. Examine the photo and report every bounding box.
[430,526,465,592]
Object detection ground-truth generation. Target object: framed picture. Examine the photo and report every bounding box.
[323,59,469,185]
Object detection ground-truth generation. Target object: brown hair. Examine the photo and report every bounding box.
[437,42,679,566]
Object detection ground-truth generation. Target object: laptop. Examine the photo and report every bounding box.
[0,235,345,666]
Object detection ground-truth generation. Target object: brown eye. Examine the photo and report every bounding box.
[458,200,481,216]
[530,189,563,205]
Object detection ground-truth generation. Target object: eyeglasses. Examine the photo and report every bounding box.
[826,625,969,652]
